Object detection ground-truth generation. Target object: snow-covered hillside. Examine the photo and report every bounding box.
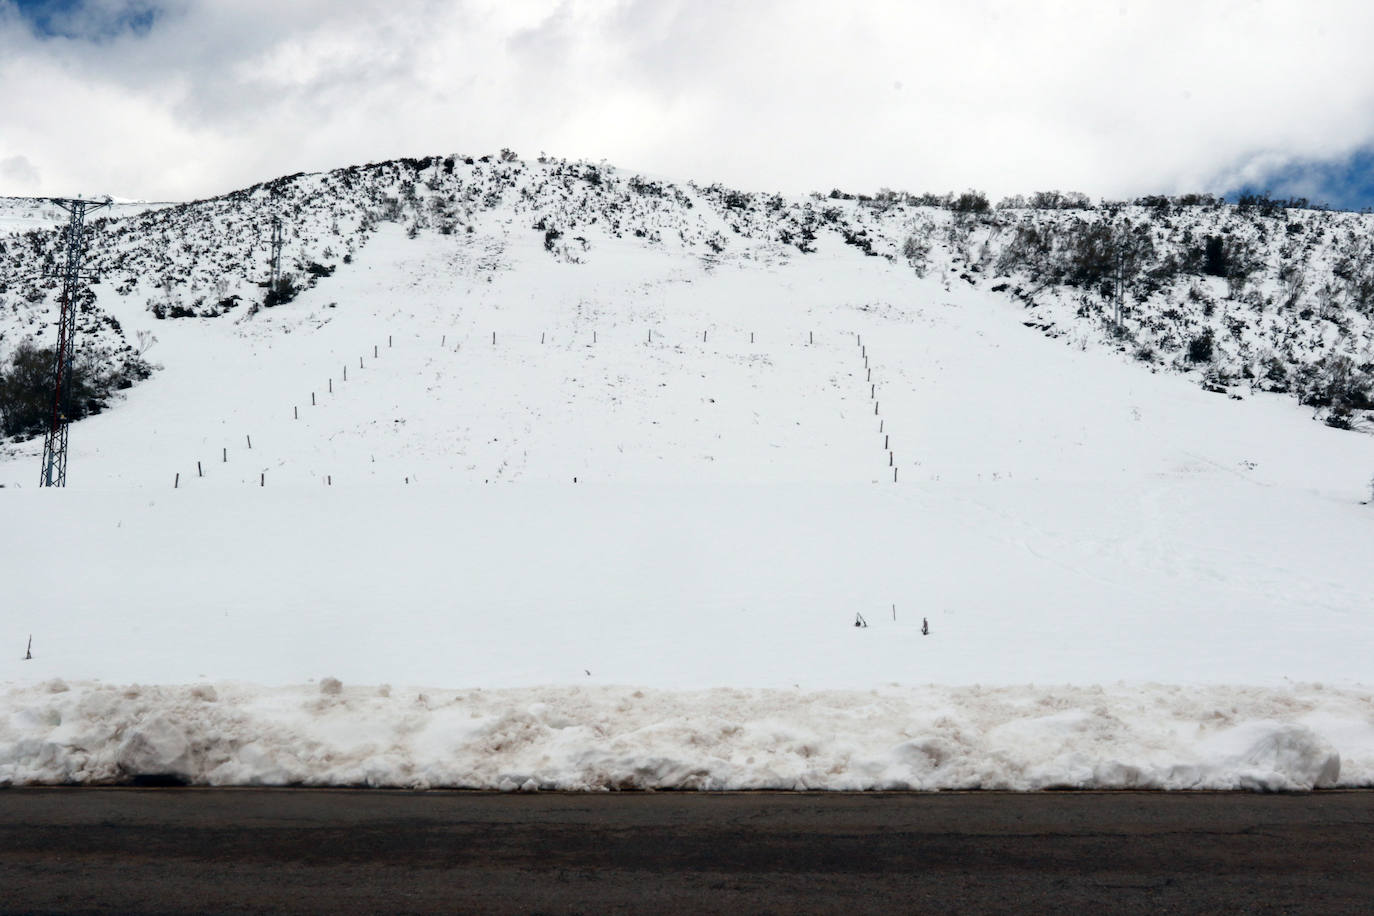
[3,157,1372,431]
[1,157,1373,791]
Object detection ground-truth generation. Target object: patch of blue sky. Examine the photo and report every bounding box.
[7,0,159,40]
[1224,147,1374,213]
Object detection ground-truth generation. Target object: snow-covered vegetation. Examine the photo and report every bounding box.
[3,155,1372,431]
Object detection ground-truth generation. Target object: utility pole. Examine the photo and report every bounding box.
[39,197,109,488]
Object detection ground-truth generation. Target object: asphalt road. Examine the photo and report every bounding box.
[1,788,1371,915]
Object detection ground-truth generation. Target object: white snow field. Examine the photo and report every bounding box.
[3,207,1374,790]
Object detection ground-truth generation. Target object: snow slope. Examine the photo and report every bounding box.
[2,160,1373,789]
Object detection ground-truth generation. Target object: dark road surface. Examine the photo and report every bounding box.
[2,788,1371,915]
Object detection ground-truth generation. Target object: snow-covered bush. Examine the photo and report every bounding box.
[1028,190,1091,210]
[949,190,990,214]
[0,339,149,440]
[263,273,300,308]
[1296,354,1374,413]
[1187,329,1215,364]
[902,234,931,276]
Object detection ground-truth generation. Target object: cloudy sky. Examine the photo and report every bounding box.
[2,0,1373,207]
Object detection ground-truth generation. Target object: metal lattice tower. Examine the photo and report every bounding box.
[1113,248,1125,331]
[39,198,108,488]
[269,213,283,291]
[267,186,284,292]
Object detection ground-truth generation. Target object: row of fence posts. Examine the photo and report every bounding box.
[446,330,820,347]
[176,335,396,488]
[857,332,898,482]
[173,326,847,488]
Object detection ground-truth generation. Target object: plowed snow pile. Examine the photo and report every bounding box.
[3,680,1366,790]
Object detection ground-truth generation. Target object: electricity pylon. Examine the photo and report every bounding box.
[266,186,284,293]
[39,197,109,487]
[269,213,283,291]
[1113,248,1125,332]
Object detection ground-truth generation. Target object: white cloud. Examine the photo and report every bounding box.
[2,0,1373,201]
[0,153,40,187]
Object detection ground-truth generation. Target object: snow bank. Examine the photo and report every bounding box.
[3,680,1368,791]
